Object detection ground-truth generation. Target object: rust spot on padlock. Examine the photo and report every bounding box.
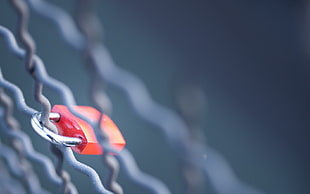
[51,105,126,155]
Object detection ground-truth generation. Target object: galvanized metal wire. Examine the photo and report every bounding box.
[0,24,168,194]
[0,157,26,194]
[76,1,122,193]
[0,85,62,191]
[0,26,111,194]
[0,67,49,194]
[0,120,48,194]
[0,0,267,194]
[49,1,265,194]
[0,139,27,194]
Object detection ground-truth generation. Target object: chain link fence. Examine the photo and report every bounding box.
[1,0,307,194]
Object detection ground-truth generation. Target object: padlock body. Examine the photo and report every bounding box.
[51,105,125,155]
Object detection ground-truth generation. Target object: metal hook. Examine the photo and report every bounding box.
[30,112,82,147]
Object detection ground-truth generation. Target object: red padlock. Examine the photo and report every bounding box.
[51,105,126,155]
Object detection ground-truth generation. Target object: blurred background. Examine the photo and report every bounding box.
[0,0,309,193]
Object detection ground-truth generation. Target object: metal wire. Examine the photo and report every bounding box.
[0,137,24,182]
[29,0,263,193]
[0,25,168,194]
[74,1,171,192]
[0,70,76,193]
[8,0,36,72]
[6,1,172,192]
[76,1,122,193]
[0,26,111,194]
[8,0,52,128]
[0,158,26,194]
[4,3,74,191]
[49,144,78,194]
[0,0,75,186]
[0,126,48,194]
[5,128,65,188]
[0,85,57,184]
[176,85,207,194]
[27,0,85,50]
[0,0,268,193]
[0,77,48,193]
[77,8,266,194]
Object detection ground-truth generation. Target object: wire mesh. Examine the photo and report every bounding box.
[0,0,269,194]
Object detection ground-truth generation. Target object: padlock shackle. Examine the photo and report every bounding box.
[30,112,82,147]
[49,112,61,122]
